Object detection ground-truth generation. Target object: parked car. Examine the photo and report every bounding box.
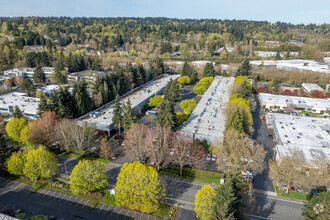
[211,155,216,161]
[206,154,211,160]
[141,157,148,164]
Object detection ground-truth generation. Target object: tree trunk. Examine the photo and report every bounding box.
[285,182,290,194]
[180,165,183,176]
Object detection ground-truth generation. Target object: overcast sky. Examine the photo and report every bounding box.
[1,0,329,24]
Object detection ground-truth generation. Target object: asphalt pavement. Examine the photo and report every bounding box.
[0,176,160,220]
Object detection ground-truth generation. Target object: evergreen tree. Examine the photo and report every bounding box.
[123,99,136,131]
[33,65,45,84]
[38,96,50,116]
[203,62,215,77]
[275,51,281,60]
[235,59,251,77]
[12,106,23,118]
[73,80,93,116]
[49,87,77,118]
[237,81,251,99]
[157,100,178,130]
[164,79,181,102]
[113,95,124,134]
[0,134,10,172]
[20,78,35,96]
[226,108,245,133]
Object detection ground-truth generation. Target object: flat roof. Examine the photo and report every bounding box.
[78,74,180,130]
[267,113,330,162]
[259,93,330,110]
[69,70,107,78]
[180,76,235,144]
[301,83,324,92]
[0,92,40,115]
[250,59,330,74]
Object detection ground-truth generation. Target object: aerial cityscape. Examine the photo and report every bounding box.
[0,1,329,220]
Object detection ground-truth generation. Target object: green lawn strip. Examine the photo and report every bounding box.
[274,186,308,201]
[59,152,112,164]
[159,167,223,185]
[5,176,167,218]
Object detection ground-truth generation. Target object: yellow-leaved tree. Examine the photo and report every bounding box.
[23,146,58,180]
[115,161,165,213]
[5,117,28,143]
[7,151,25,176]
[70,160,109,195]
[195,185,216,220]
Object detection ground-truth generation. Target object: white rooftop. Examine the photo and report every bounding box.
[259,93,330,110]
[0,92,40,116]
[39,85,60,94]
[180,76,235,144]
[250,59,330,74]
[78,74,180,131]
[301,83,324,93]
[267,113,330,163]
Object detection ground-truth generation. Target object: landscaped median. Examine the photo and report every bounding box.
[274,184,309,201]
[4,175,168,218]
[159,166,224,185]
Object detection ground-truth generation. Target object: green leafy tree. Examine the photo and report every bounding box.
[203,62,215,77]
[20,123,32,146]
[148,95,163,108]
[33,65,45,84]
[35,90,47,99]
[12,106,23,118]
[157,100,178,130]
[164,79,181,102]
[115,161,165,213]
[195,185,216,220]
[235,59,251,77]
[123,99,136,131]
[6,117,28,143]
[303,192,330,220]
[7,151,25,176]
[177,76,191,85]
[176,112,189,125]
[113,95,124,134]
[70,160,109,195]
[20,78,35,96]
[180,99,197,115]
[193,81,210,95]
[23,146,58,180]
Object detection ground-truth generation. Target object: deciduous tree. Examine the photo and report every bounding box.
[6,117,28,143]
[148,95,163,108]
[195,185,216,220]
[7,151,25,176]
[70,160,109,195]
[177,76,191,85]
[115,162,165,213]
[23,146,58,180]
[180,99,197,115]
[99,137,112,160]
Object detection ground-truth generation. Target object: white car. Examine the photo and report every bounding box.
[211,155,216,161]
[206,154,211,160]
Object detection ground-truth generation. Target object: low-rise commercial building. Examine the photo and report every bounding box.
[301,83,324,94]
[77,74,180,133]
[266,113,330,164]
[4,67,55,78]
[0,92,40,119]
[259,93,330,114]
[67,70,108,84]
[180,76,235,144]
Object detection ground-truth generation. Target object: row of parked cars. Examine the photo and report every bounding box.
[206,154,216,161]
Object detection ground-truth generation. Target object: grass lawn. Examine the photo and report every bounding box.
[60,152,112,164]
[275,186,308,201]
[154,204,169,217]
[159,166,224,185]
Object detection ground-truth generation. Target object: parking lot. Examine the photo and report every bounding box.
[0,177,160,220]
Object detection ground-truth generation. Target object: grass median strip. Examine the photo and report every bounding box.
[159,167,224,185]
[274,186,308,201]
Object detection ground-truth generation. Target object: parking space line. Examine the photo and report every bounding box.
[0,205,8,212]
[61,194,68,200]
[147,214,150,220]
[132,211,136,218]
[75,198,83,206]
[70,196,78,205]
[49,191,57,197]
[138,213,143,220]
[82,199,89,208]
[117,208,123,216]
[98,204,105,212]
[104,205,111,214]
[53,192,60,199]
[42,190,51,197]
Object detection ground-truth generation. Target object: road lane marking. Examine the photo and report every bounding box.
[244,213,270,219]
